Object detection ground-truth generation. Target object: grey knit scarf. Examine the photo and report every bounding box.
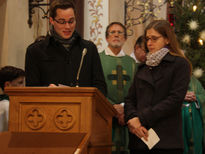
[146,48,169,66]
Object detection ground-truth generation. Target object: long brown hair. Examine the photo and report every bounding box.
[144,20,192,74]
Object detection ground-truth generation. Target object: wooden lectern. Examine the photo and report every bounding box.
[5,87,116,154]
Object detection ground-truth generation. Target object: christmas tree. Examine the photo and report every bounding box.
[173,0,205,87]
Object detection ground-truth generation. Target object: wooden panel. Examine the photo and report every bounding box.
[9,96,92,133]
[74,0,84,37]
[0,132,87,154]
[5,87,116,154]
[0,0,5,7]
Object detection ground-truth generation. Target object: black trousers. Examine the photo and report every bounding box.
[130,149,183,154]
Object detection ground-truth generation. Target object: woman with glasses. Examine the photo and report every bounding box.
[124,20,192,154]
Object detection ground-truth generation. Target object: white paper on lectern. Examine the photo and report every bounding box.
[58,84,70,87]
[141,128,160,150]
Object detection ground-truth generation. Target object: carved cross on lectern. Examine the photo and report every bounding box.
[54,108,75,130]
[56,110,73,128]
[27,109,43,128]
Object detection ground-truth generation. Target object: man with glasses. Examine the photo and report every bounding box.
[100,22,136,154]
[25,0,107,95]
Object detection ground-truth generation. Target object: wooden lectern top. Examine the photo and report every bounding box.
[5,87,116,115]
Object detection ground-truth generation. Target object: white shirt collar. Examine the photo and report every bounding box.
[104,47,126,57]
[130,52,140,63]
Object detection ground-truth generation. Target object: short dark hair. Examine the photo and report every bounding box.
[49,0,76,19]
[134,36,144,50]
[0,66,25,90]
[105,22,127,39]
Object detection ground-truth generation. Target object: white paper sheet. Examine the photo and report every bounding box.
[141,128,160,150]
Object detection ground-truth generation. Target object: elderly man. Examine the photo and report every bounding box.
[100,22,136,154]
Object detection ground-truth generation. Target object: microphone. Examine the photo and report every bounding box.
[76,48,87,87]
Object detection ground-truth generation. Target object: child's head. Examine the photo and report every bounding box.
[0,66,25,91]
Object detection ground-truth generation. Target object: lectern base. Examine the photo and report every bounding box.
[0,132,86,154]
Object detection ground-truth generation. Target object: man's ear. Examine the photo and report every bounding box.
[4,81,11,88]
[49,17,54,25]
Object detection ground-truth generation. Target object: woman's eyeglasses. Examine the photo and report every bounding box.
[145,36,162,42]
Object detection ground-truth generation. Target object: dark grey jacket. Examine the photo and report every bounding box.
[125,53,190,150]
[25,33,107,95]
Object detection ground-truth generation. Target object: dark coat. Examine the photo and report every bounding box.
[125,53,190,150]
[25,33,107,95]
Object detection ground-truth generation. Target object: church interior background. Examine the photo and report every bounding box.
[0,0,168,69]
[1,0,205,150]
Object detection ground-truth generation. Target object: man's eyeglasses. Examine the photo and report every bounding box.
[108,31,124,36]
[145,36,162,42]
[54,18,75,25]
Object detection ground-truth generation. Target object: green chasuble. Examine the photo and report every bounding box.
[100,51,137,154]
[182,76,205,154]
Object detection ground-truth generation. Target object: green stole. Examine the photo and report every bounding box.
[182,76,204,154]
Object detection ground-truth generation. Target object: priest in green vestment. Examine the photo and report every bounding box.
[182,75,205,154]
[100,22,137,154]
